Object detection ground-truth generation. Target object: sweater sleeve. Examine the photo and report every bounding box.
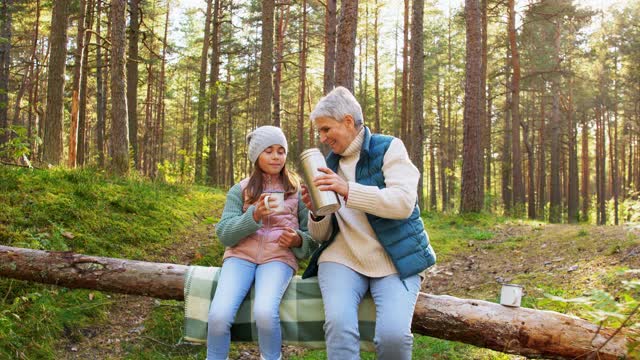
[346,138,419,219]
[291,194,317,259]
[307,211,333,242]
[215,183,262,247]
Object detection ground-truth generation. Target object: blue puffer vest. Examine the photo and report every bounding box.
[302,127,436,280]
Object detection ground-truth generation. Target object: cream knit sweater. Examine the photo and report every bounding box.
[309,128,420,277]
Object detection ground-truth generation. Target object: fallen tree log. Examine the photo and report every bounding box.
[0,245,628,359]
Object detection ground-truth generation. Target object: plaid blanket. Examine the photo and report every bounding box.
[183,265,376,351]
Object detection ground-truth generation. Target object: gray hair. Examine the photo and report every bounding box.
[310,86,364,127]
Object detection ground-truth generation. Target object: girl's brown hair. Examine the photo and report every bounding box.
[244,162,301,204]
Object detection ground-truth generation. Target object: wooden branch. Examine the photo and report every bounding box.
[0,245,628,359]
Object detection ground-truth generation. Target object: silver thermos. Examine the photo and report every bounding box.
[300,148,341,216]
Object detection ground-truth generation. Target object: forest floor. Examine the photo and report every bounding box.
[4,167,638,359]
[55,218,640,359]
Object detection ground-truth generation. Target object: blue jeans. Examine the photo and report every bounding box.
[207,257,293,360]
[318,262,421,360]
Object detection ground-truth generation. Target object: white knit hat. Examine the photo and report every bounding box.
[246,126,288,164]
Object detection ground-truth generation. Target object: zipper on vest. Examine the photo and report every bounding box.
[256,212,267,262]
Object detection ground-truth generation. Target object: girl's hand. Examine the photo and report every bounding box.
[314,167,349,197]
[253,193,274,222]
[278,227,302,248]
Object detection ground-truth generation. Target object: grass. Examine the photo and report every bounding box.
[0,166,223,359]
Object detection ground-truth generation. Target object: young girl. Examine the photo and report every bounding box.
[208,126,314,360]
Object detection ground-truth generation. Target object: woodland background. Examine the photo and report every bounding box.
[1,0,640,219]
[1,1,640,359]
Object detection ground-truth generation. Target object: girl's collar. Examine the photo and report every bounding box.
[261,172,284,190]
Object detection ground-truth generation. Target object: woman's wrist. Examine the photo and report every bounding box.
[310,212,325,222]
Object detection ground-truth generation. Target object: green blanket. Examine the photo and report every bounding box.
[183,265,375,350]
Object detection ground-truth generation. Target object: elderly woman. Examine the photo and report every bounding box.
[301,86,436,360]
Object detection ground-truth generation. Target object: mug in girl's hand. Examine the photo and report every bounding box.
[263,191,286,213]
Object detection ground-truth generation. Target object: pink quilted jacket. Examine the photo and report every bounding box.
[223,177,300,271]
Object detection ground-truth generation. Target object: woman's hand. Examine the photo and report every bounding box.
[278,227,302,248]
[301,184,314,212]
[252,193,274,222]
[314,167,349,197]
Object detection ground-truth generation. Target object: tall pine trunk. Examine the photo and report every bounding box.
[323,0,337,95]
[297,0,307,154]
[257,0,274,125]
[549,23,562,223]
[0,0,11,149]
[43,0,69,166]
[508,0,524,215]
[273,4,290,128]
[195,0,213,182]
[335,0,358,92]
[127,0,140,169]
[400,0,410,145]
[567,65,579,223]
[77,0,94,166]
[68,0,87,168]
[411,0,425,209]
[109,0,129,175]
[461,0,484,212]
[581,113,589,221]
[96,0,106,167]
[373,0,380,133]
[502,48,512,212]
[207,0,222,186]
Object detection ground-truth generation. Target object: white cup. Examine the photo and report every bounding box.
[263,192,286,213]
[500,284,523,307]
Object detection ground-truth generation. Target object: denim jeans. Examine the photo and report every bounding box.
[318,262,421,360]
[207,257,293,360]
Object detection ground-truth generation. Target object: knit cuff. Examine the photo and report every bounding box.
[308,212,332,242]
[345,182,380,212]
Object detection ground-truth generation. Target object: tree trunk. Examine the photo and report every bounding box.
[195,0,213,182]
[68,0,87,168]
[400,0,410,145]
[581,113,590,221]
[226,55,234,187]
[297,0,307,154]
[567,64,579,223]
[609,54,619,224]
[43,0,70,166]
[0,245,628,360]
[410,0,425,209]
[508,0,524,215]
[323,0,337,95]
[481,0,488,201]
[96,0,106,168]
[549,22,562,223]
[207,0,222,186]
[0,0,12,148]
[77,0,94,167]
[127,0,140,170]
[109,0,129,175]
[373,0,380,133]
[537,88,547,219]
[502,48,512,212]
[257,0,274,125]
[273,3,290,128]
[335,0,358,92]
[461,0,483,213]
[26,0,41,159]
